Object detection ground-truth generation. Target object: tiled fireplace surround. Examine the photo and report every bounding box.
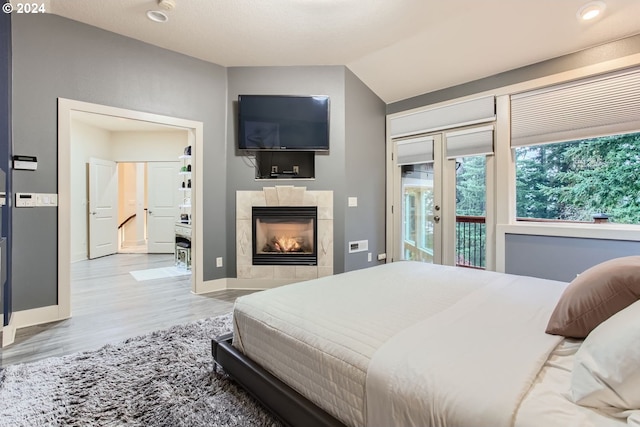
[236,186,334,281]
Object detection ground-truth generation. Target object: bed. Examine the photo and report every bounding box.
[213,259,640,427]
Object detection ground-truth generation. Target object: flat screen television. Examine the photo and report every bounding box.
[238,95,330,151]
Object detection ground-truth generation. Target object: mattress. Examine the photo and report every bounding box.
[232,261,624,427]
[233,262,487,427]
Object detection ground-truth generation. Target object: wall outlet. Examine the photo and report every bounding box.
[377,253,387,261]
[293,165,299,174]
[271,166,278,174]
[216,257,223,268]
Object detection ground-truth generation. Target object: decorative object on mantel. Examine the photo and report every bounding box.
[0,314,282,427]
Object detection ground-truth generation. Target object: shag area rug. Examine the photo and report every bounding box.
[0,313,282,427]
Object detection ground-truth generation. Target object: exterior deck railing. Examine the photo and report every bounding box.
[456,215,485,269]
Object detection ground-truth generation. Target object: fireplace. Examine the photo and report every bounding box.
[252,206,317,266]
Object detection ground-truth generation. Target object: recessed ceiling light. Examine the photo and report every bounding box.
[577,1,606,21]
[146,10,169,23]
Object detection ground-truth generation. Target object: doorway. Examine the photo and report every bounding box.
[389,126,495,268]
[58,99,204,320]
[116,162,183,256]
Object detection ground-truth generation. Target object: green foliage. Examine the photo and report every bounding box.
[456,156,486,216]
[515,132,640,224]
[455,156,487,267]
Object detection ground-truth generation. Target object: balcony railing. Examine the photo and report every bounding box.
[456,215,485,269]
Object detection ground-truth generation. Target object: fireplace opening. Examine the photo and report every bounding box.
[252,206,317,266]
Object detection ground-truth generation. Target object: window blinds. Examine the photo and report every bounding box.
[390,96,495,138]
[511,67,640,147]
[396,136,434,165]
[445,125,494,159]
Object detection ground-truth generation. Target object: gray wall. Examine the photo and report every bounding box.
[225,66,348,275]
[11,14,228,311]
[10,15,388,314]
[344,69,386,271]
[505,234,640,282]
[225,66,386,276]
[1,6,11,325]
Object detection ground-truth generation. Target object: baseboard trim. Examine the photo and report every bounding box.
[13,305,69,329]
[225,278,296,290]
[195,278,228,294]
[195,277,296,294]
[1,316,16,348]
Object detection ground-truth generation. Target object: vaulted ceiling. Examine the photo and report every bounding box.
[42,0,640,103]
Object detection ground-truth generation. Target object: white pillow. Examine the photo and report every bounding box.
[570,299,640,410]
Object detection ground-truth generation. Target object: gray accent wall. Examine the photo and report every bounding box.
[344,69,386,271]
[505,234,640,282]
[11,14,228,311]
[10,14,387,315]
[225,66,386,276]
[225,65,348,275]
[1,6,11,326]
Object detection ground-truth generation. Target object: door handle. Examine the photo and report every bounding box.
[148,211,153,215]
[90,211,97,215]
[433,215,440,223]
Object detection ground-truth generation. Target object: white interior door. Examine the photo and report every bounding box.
[89,158,118,259]
[147,162,180,253]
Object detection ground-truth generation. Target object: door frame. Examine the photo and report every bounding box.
[58,98,204,319]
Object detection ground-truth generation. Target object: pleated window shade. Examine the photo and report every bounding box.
[511,67,640,147]
[390,96,495,138]
[396,136,434,165]
[445,125,494,159]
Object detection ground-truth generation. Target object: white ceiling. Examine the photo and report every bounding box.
[40,0,640,103]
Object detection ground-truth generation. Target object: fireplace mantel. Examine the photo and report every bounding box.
[236,186,333,281]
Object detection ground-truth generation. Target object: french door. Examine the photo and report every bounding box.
[392,134,446,264]
[390,128,493,268]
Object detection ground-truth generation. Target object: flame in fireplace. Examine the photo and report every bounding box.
[273,236,302,252]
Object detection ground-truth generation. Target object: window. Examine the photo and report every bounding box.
[404,193,416,244]
[456,156,487,268]
[515,131,640,224]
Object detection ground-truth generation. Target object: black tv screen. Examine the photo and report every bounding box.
[238,95,330,151]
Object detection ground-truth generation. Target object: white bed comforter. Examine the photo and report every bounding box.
[233,261,568,427]
[366,272,565,427]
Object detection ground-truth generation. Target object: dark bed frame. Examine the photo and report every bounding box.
[212,333,348,427]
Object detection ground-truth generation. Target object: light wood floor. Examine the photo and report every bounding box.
[0,254,256,367]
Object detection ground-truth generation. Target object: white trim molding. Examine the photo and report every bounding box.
[57,98,205,325]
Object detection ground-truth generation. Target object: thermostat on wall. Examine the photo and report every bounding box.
[13,155,38,171]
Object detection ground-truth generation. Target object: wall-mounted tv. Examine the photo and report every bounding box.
[238,95,330,151]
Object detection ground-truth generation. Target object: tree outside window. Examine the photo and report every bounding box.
[515,131,640,224]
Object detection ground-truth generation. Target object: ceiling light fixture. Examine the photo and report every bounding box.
[146,10,169,23]
[577,1,606,21]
